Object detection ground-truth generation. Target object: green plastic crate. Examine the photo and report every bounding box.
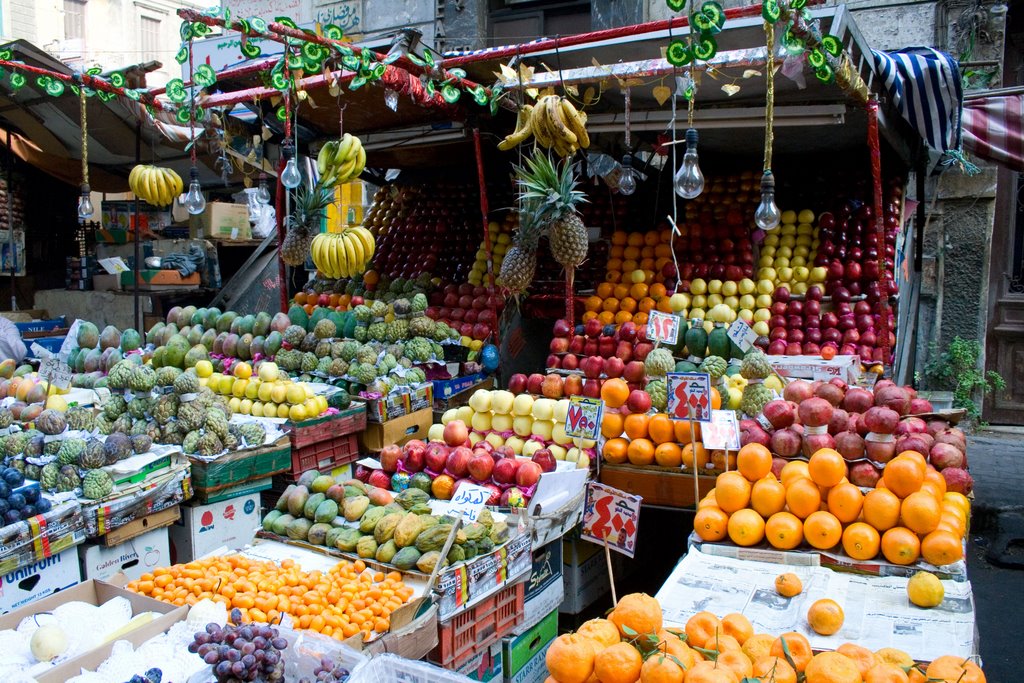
[189,437,291,493]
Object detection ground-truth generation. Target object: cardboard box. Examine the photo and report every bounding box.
[432,373,488,401]
[78,525,171,582]
[193,476,273,505]
[0,546,81,614]
[101,505,180,546]
[513,541,564,636]
[456,640,503,683]
[101,200,171,232]
[503,609,558,683]
[191,202,252,240]
[433,376,493,413]
[560,537,627,615]
[119,269,201,289]
[169,493,261,564]
[359,408,433,451]
[92,273,122,291]
[364,390,409,424]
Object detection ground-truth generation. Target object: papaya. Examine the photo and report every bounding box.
[395,487,429,510]
[334,528,363,552]
[307,522,332,546]
[311,475,335,494]
[303,493,326,520]
[393,512,424,548]
[343,479,367,493]
[297,470,320,488]
[477,510,494,530]
[464,541,478,559]
[674,360,698,373]
[462,522,487,542]
[287,486,309,517]
[358,506,388,533]
[343,495,370,521]
[489,521,510,544]
[408,503,433,515]
[447,545,466,564]
[314,500,339,524]
[419,515,440,529]
[367,487,394,506]
[376,539,398,564]
[415,525,453,553]
[684,319,708,360]
[416,551,446,574]
[392,546,422,570]
[478,537,495,554]
[325,527,345,549]
[262,510,283,531]
[356,536,378,559]
[286,517,313,540]
[325,484,346,505]
[374,512,403,544]
[343,485,365,499]
[707,324,731,358]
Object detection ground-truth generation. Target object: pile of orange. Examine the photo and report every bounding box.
[127,555,413,641]
[600,397,726,472]
[581,230,677,327]
[292,291,354,313]
[692,444,970,567]
[543,593,984,683]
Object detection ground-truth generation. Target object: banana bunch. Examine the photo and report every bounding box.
[316,134,366,188]
[128,165,183,207]
[310,226,376,279]
[497,95,589,157]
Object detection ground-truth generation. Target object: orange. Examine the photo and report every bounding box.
[682,660,739,683]
[728,509,766,546]
[684,611,721,649]
[612,231,628,245]
[804,651,861,683]
[674,420,702,443]
[597,282,615,299]
[627,438,656,466]
[583,311,599,323]
[827,483,865,524]
[624,413,651,440]
[615,311,634,325]
[924,655,986,683]
[658,632,696,670]
[598,311,616,325]
[711,450,737,472]
[924,469,948,495]
[842,522,881,561]
[918,480,945,503]
[619,297,638,314]
[546,633,600,683]
[808,449,848,488]
[649,414,676,444]
[717,650,754,680]
[837,643,878,678]
[682,442,710,470]
[603,438,630,464]
[585,295,604,312]
[864,664,910,683]
[874,649,914,670]
[693,507,729,541]
[742,634,776,663]
[609,592,663,637]
[705,633,742,653]
[943,492,971,517]
[655,443,683,467]
[882,457,925,498]
[578,618,622,648]
[752,656,798,683]
[630,283,649,300]
[775,573,803,597]
[785,478,822,519]
[920,529,964,566]
[715,471,753,513]
[780,460,811,488]
[710,387,722,410]
[650,283,668,299]
[908,666,927,683]
[639,297,657,314]
[804,511,843,550]
[765,512,804,550]
[752,476,788,518]
[899,491,941,535]
[806,599,845,636]
[639,654,685,683]
[769,633,812,672]
[602,379,631,409]
[614,284,631,300]
[737,443,773,481]
[593,642,643,683]
[821,346,837,360]
[880,527,921,565]
[862,489,902,531]
[720,613,754,645]
[602,412,626,439]
[698,491,719,509]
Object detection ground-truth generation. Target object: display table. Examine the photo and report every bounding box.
[599,463,716,508]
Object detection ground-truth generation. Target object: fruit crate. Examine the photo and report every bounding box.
[289,432,360,478]
[288,401,367,450]
[188,436,291,495]
[430,581,525,668]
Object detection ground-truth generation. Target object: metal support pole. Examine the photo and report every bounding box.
[6,134,14,310]
[915,154,925,273]
[275,156,288,314]
[133,121,141,332]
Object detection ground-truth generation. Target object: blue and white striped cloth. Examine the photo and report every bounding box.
[871,47,974,171]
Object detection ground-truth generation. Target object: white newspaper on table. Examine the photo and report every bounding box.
[656,547,976,662]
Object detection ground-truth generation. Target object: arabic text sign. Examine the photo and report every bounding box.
[39,357,72,390]
[648,311,681,345]
[666,372,712,422]
[701,409,741,450]
[582,482,641,558]
[564,396,603,440]
[429,483,490,522]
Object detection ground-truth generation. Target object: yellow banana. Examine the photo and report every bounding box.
[335,156,357,184]
[345,230,365,271]
[351,226,376,262]
[333,134,355,168]
[561,99,590,149]
[546,96,577,147]
[331,235,344,278]
[341,232,361,274]
[531,99,554,148]
[317,141,337,174]
[497,104,535,151]
[128,165,143,195]
[354,144,366,177]
[161,168,179,201]
[335,234,351,278]
[326,235,340,278]
[141,169,157,206]
[311,234,328,276]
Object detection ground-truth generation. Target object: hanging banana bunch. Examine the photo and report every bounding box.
[316,133,366,189]
[310,226,376,279]
[128,165,184,207]
[497,95,589,158]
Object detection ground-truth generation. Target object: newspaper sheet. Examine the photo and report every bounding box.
[656,547,976,662]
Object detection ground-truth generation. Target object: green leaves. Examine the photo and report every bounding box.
[667,40,693,67]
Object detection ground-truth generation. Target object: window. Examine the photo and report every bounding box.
[141,16,161,56]
[64,0,86,41]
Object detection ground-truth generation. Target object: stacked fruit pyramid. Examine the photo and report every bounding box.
[692,444,970,568]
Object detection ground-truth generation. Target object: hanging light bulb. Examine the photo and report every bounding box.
[77,183,94,220]
[754,170,781,230]
[280,142,302,189]
[256,172,271,205]
[673,128,704,199]
[618,153,637,196]
[184,167,206,215]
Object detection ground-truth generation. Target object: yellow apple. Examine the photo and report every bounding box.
[739,278,756,295]
[781,210,797,224]
[756,279,775,295]
[708,279,723,295]
[690,278,707,295]
[809,267,828,283]
[753,320,770,336]
[755,294,773,308]
[739,294,756,310]
[692,294,707,309]
[798,209,816,224]
[739,309,754,323]
[793,266,810,282]
[721,280,738,297]
[753,307,771,322]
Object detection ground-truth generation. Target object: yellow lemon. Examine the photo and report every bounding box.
[288,404,307,421]
[228,397,241,413]
[271,383,289,404]
[250,401,264,417]
[907,571,944,608]
[258,382,275,403]
[231,379,248,398]
[233,362,252,379]
[194,360,213,378]
[245,379,261,400]
[217,376,234,395]
[257,362,280,382]
[239,398,253,415]
[278,402,292,419]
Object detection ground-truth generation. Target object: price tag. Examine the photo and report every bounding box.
[648,311,681,345]
[701,409,741,450]
[812,364,842,381]
[39,357,72,390]
[666,372,712,422]
[564,396,603,440]
[727,319,758,352]
[429,483,491,522]
[581,482,642,558]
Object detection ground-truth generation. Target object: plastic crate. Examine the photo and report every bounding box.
[289,432,360,477]
[431,581,525,667]
[288,402,367,450]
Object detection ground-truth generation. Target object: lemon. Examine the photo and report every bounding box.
[257,362,280,382]
[239,399,253,415]
[250,401,263,417]
[756,279,774,295]
[233,362,253,380]
[232,379,248,398]
[690,278,707,295]
[470,340,483,352]
[228,397,241,413]
[753,321,770,337]
[630,269,646,284]
[270,383,289,404]
[286,384,306,405]
[721,280,738,297]
[289,404,307,421]
[257,382,275,403]
[707,279,723,295]
[195,360,214,378]
[907,571,944,608]
[199,377,209,388]
[278,403,292,419]
[218,376,235,395]
[245,379,261,400]
[809,267,828,283]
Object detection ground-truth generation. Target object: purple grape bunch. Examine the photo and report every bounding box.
[298,656,351,683]
[187,609,288,682]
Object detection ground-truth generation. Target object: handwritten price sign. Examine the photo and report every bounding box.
[429,482,491,522]
[727,319,758,352]
[666,372,712,422]
[39,357,72,390]
[648,311,681,345]
[582,482,642,558]
[701,409,741,450]
[564,396,603,440]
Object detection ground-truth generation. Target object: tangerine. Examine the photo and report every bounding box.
[806,599,845,636]
[716,471,753,513]
[769,633,812,672]
[836,643,878,678]
[874,649,914,670]
[752,476,788,518]
[717,650,754,680]
[808,449,848,488]
[693,507,729,542]
[654,443,683,467]
[920,529,964,566]
[578,618,622,648]
[752,656,798,683]
[841,522,881,561]
[880,527,921,565]
[742,634,776,662]
[738,443,773,481]
[925,655,986,683]
[863,489,902,531]
[705,633,742,653]
[639,654,685,683]
[649,414,676,444]
[627,438,657,466]
[827,482,865,524]
[883,457,925,498]
[804,651,861,683]
[728,509,766,546]
[785,478,822,519]
[804,511,843,550]
[602,379,631,409]
[684,611,721,649]
[774,573,803,597]
[603,438,630,464]
[899,491,941,535]
[720,613,754,645]
[546,634,600,683]
[864,664,910,683]
[593,642,643,683]
[765,512,804,550]
[609,592,663,637]
[624,413,651,440]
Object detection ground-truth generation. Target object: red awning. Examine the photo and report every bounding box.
[962,93,1024,172]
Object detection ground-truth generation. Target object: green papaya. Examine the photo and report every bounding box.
[275,485,296,512]
[344,495,370,521]
[334,528,363,552]
[408,503,433,515]
[394,512,424,548]
[325,527,345,549]
[416,551,446,574]
[271,513,295,536]
[374,512,403,544]
[674,360,698,373]
[684,318,708,360]
[416,525,453,553]
[304,493,326,520]
[376,539,399,564]
[392,546,422,570]
[707,323,731,358]
[464,541,478,559]
[447,545,466,564]
[262,510,283,531]
[314,499,339,524]
[395,488,429,510]
[287,485,309,517]
[307,522,332,545]
[286,517,313,540]
[358,506,387,533]
[356,536,378,559]
[461,522,488,542]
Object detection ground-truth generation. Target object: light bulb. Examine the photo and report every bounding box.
[673,128,704,199]
[77,183,94,220]
[281,143,302,189]
[256,173,271,204]
[184,167,206,215]
[618,154,636,196]
[754,170,781,230]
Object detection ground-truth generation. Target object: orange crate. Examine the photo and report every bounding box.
[431,582,524,667]
[289,433,360,477]
[288,402,367,450]
[495,580,525,637]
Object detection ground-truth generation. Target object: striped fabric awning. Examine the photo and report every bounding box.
[962,93,1024,172]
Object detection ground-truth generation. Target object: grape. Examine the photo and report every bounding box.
[231,661,246,676]
[271,637,287,650]
[187,642,199,654]
[214,661,232,678]
[226,648,241,662]
[239,626,254,640]
[203,651,220,665]
[225,632,238,645]
[219,645,232,660]
[264,651,280,666]
[252,636,267,650]
[197,644,212,657]
[206,623,222,635]
[241,641,256,655]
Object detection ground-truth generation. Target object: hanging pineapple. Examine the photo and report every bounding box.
[281,185,334,267]
[496,203,542,296]
[516,152,588,286]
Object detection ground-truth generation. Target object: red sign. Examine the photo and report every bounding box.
[648,311,681,345]
[666,372,712,422]
[582,482,642,558]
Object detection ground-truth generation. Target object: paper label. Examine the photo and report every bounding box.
[727,319,758,352]
[98,257,130,274]
[355,457,383,470]
[564,396,603,440]
[429,483,491,522]
[648,311,681,345]
[39,357,72,390]
[581,482,642,559]
[666,372,712,422]
[701,409,741,450]
[231,227,239,240]
[812,364,843,381]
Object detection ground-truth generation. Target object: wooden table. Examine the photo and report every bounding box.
[599,463,716,508]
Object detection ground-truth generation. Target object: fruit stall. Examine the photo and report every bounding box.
[0,0,993,680]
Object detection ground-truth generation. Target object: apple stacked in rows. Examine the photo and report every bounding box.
[426,283,505,342]
[680,171,760,279]
[740,378,972,494]
[546,318,652,391]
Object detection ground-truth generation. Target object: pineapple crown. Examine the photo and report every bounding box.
[515,151,587,223]
[289,184,334,234]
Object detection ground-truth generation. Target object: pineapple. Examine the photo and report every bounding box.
[497,204,542,296]
[282,184,333,266]
[516,151,588,279]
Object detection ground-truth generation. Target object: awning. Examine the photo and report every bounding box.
[0,128,124,192]
[962,92,1024,172]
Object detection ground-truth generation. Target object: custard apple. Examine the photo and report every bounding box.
[40,463,59,490]
[24,435,44,457]
[182,430,202,453]
[112,414,133,434]
[313,319,336,339]
[107,361,134,389]
[103,395,127,420]
[80,440,106,469]
[155,366,182,386]
[161,424,184,446]
[353,324,368,342]
[353,305,372,323]
[393,298,411,316]
[57,465,80,493]
[57,438,86,466]
[699,356,728,379]
[103,433,132,463]
[4,432,27,456]
[82,469,114,500]
[316,357,333,375]
[300,333,318,352]
[411,293,427,313]
[236,422,266,447]
[352,364,377,385]
[131,434,152,454]
[740,350,772,380]
[35,409,67,436]
[128,365,157,392]
[0,407,11,429]
[65,406,95,431]
[152,394,180,425]
[329,359,349,377]
[740,383,773,417]
[283,325,306,347]
[196,432,223,457]
[370,300,387,318]
[130,418,151,437]
[356,345,378,364]
[177,401,204,432]
[301,353,318,373]
[43,438,61,456]
[315,341,332,359]
[644,349,676,378]
[95,413,115,435]
[329,342,346,359]
[24,463,40,482]
[173,371,200,396]
[205,411,229,440]
[224,433,239,450]
[367,322,386,342]
[408,316,434,337]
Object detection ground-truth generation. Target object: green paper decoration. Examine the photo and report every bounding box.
[250,17,268,33]
[441,84,460,103]
[175,46,189,64]
[691,2,725,34]
[275,106,287,121]
[666,40,693,67]
[692,36,718,60]
[814,64,835,84]
[241,41,262,59]
[165,79,187,103]
[665,0,686,11]
[9,73,25,90]
[762,0,781,23]
[821,35,842,57]
[194,64,216,87]
[323,24,344,40]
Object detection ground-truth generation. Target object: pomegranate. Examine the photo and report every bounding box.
[849,461,882,487]
[770,457,787,479]
[814,382,845,407]
[930,442,965,470]
[842,387,874,414]
[834,431,865,460]
[926,419,951,436]
[802,432,836,458]
[941,467,974,495]
[865,440,897,463]
[895,433,934,456]
[909,398,934,414]
[763,400,797,429]
[863,407,899,434]
[828,408,850,436]
[783,380,815,404]
[874,384,911,415]
[739,419,772,448]
[934,428,967,451]
[771,429,802,458]
[895,417,928,436]
[798,397,834,427]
